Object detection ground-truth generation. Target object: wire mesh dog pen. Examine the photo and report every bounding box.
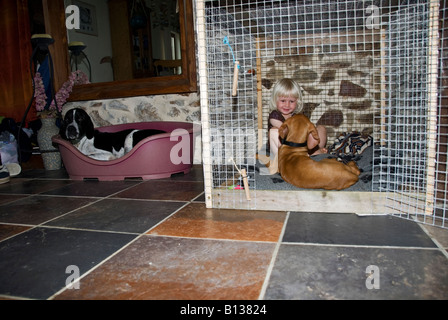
[196,0,448,228]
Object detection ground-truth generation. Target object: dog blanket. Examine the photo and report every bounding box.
[328,132,373,157]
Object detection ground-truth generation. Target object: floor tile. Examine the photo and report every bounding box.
[0,196,96,225]
[2,165,448,301]
[0,194,28,205]
[0,227,136,299]
[283,212,437,248]
[192,192,205,202]
[264,244,448,300]
[0,179,74,195]
[17,169,70,179]
[42,180,141,198]
[161,165,204,182]
[421,225,448,248]
[54,236,276,300]
[0,224,31,242]
[148,203,286,242]
[113,180,204,201]
[45,199,186,233]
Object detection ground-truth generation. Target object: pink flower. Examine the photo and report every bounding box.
[33,70,90,117]
[33,72,48,112]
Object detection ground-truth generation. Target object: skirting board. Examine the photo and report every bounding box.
[211,190,388,215]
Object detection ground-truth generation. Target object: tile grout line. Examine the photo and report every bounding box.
[30,224,142,236]
[36,180,150,227]
[418,223,448,260]
[0,183,155,244]
[142,201,193,234]
[0,224,35,243]
[44,179,151,300]
[0,294,32,300]
[47,203,162,300]
[1,171,206,299]
[47,190,199,300]
[257,211,290,300]
[47,232,144,300]
[280,241,443,251]
[0,196,108,245]
[142,232,280,244]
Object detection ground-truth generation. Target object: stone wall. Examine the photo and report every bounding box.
[261,43,381,145]
[62,92,201,127]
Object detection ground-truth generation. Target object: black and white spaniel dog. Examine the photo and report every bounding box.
[60,108,165,160]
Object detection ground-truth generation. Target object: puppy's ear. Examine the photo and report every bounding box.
[78,109,95,139]
[278,122,289,140]
[307,122,320,150]
[84,115,95,139]
[59,125,67,139]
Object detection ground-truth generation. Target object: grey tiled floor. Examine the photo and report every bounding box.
[0,165,447,300]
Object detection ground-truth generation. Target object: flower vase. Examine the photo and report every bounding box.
[37,118,62,170]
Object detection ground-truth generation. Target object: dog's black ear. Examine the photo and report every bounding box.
[59,124,67,139]
[84,114,95,139]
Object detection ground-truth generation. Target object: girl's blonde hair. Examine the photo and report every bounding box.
[269,78,303,112]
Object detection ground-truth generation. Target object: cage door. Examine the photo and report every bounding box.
[374,0,447,229]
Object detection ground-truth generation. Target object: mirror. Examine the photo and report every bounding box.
[41,0,196,101]
[66,0,183,83]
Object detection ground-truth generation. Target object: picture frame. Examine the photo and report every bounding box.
[73,0,98,36]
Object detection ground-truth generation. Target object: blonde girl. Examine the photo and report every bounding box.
[268,78,327,159]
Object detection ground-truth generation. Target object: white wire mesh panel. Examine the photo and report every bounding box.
[373,2,432,211]
[197,0,448,227]
[432,1,448,228]
[372,0,447,228]
[202,1,258,209]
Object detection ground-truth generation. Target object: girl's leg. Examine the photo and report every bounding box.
[257,129,280,170]
[317,125,327,150]
[269,128,280,158]
[268,128,280,174]
[309,125,327,156]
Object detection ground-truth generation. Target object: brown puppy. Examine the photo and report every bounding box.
[278,114,360,190]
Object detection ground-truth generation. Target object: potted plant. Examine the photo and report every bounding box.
[34,70,89,169]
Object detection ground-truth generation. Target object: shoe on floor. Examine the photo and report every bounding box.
[0,165,10,184]
[5,162,21,177]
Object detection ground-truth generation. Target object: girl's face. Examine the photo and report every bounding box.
[276,96,297,116]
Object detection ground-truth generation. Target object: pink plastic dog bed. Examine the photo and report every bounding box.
[52,121,195,181]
